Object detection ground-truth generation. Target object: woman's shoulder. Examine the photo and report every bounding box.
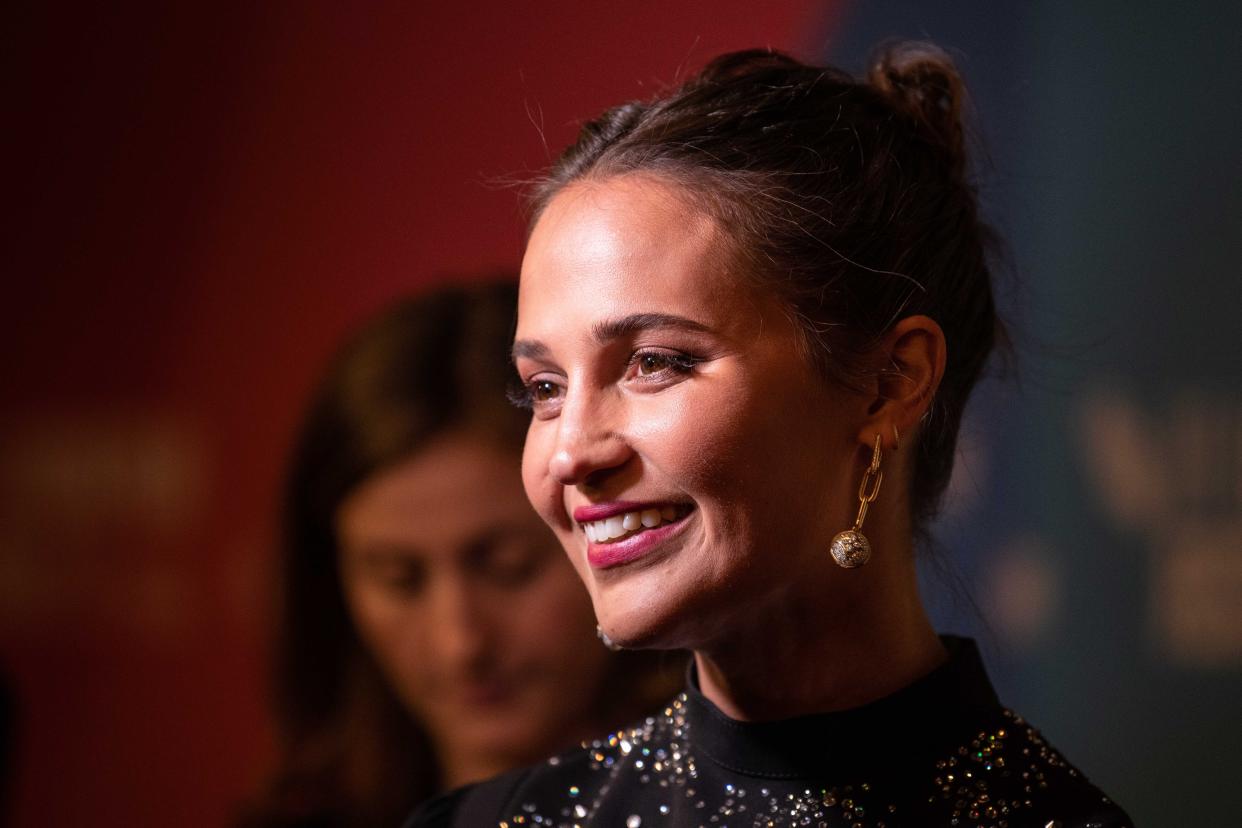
[914,705,1132,828]
[401,748,600,828]
[401,785,464,828]
[403,688,686,827]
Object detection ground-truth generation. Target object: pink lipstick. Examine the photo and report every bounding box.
[574,501,694,570]
[573,500,667,523]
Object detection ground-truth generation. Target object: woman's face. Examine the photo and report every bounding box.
[516,174,868,650]
[337,431,609,767]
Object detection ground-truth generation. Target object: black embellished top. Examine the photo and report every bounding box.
[406,638,1130,828]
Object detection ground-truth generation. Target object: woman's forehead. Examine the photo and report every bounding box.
[527,176,718,267]
[516,176,751,335]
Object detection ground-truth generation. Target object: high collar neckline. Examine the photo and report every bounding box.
[683,636,1002,779]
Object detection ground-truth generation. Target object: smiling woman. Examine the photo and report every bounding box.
[515,176,875,662]
[407,47,1132,828]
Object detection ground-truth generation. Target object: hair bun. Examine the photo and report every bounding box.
[867,41,967,172]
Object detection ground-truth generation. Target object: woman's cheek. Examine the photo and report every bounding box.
[521,424,558,523]
[646,385,759,488]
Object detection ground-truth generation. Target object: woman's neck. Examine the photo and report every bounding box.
[692,554,946,722]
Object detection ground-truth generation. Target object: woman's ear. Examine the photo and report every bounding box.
[857,315,946,450]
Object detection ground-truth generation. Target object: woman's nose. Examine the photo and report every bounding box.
[547,390,632,487]
[428,577,489,668]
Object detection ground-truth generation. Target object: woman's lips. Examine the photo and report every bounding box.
[583,506,694,569]
[573,500,669,522]
[451,680,517,707]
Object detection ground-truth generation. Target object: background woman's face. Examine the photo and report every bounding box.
[336,432,609,765]
[516,175,866,650]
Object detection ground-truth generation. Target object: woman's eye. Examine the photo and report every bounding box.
[367,561,426,596]
[631,350,699,379]
[507,376,564,412]
[530,379,561,401]
[469,539,551,589]
[387,571,425,595]
[482,553,542,588]
[637,353,671,376]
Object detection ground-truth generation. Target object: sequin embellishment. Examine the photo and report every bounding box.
[499,701,1129,827]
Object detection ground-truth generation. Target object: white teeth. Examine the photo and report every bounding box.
[605,516,625,539]
[582,506,685,544]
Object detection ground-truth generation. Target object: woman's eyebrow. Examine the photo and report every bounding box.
[352,544,421,566]
[511,339,550,361]
[512,313,711,363]
[591,313,711,342]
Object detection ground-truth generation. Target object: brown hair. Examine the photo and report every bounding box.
[531,44,1004,529]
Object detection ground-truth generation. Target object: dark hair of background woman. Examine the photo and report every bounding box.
[242,280,676,827]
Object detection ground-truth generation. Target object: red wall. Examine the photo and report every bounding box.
[1,3,837,825]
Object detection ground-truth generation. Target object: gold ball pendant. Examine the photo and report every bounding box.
[830,529,871,568]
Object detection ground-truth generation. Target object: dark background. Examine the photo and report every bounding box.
[3,3,1238,825]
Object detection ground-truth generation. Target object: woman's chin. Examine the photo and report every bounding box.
[586,528,707,648]
[590,556,760,654]
[593,589,688,651]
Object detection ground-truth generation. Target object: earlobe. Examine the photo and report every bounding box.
[857,315,946,449]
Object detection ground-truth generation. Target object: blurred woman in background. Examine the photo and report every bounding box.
[244,281,679,827]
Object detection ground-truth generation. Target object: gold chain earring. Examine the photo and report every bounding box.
[830,433,886,568]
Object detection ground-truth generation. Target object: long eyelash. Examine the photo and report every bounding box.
[509,353,698,410]
[632,351,702,373]
[505,378,534,410]
[664,353,701,372]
